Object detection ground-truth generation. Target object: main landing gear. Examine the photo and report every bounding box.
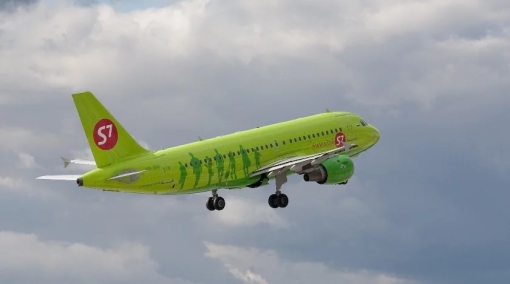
[267,171,289,209]
[268,192,289,208]
[206,190,225,211]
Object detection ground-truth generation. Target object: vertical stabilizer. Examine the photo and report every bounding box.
[72,91,151,168]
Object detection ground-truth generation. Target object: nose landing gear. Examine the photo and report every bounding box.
[206,190,225,211]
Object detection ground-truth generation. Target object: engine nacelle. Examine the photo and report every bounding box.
[303,155,354,184]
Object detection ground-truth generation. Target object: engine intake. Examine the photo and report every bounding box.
[303,166,327,184]
[302,155,354,185]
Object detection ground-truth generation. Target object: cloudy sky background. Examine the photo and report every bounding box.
[1,0,509,283]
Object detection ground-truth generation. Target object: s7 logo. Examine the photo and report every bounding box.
[93,118,118,150]
[97,124,113,145]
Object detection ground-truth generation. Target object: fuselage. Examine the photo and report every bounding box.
[80,111,379,194]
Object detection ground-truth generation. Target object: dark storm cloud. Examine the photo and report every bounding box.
[1,0,510,283]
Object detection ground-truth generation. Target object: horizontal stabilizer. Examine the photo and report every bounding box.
[36,175,81,181]
[61,157,96,168]
[108,170,146,180]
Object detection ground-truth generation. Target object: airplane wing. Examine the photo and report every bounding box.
[249,142,358,178]
[36,175,81,181]
[61,157,96,168]
[37,170,146,183]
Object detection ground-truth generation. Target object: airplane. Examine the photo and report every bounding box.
[37,91,380,211]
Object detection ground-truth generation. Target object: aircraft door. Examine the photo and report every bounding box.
[159,155,174,184]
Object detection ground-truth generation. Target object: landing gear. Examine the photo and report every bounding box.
[268,171,289,209]
[206,190,225,211]
[337,180,348,185]
[268,193,289,208]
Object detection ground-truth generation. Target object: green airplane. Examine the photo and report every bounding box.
[37,91,380,211]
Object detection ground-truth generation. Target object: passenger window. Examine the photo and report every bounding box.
[312,134,315,138]
[299,137,302,141]
[321,131,324,136]
[307,135,311,139]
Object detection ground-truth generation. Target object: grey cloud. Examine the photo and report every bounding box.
[0,231,201,284]
[0,0,38,11]
[1,1,510,284]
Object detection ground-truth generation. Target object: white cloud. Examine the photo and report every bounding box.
[0,176,24,188]
[1,0,508,111]
[209,197,289,227]
[204,242,416,284]
[0,174,63,198]
[16,152,38,168]
[0,231,198,284]
[0,127,60,152]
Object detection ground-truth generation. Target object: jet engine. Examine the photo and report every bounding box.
[303,155,354,184]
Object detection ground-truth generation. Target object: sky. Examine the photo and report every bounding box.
[0,0,509,283]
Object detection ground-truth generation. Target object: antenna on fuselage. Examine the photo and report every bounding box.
[325,108,330,113]
[198,136,203,141]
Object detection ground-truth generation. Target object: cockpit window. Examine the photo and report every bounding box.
[360,119,368,126]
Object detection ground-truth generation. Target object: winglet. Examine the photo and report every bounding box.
[61,157,71,168]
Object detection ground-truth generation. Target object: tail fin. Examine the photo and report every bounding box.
[72,91,151,168]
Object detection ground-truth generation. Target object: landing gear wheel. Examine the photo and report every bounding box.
[277,194,289,208]
[268,194,279,208]
[214,196,226,211]
[206,197,215,211]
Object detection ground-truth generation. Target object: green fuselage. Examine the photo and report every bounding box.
[80,111,379,194]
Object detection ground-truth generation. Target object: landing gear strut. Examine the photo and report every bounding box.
[268,171,289,209]
[206,190,225,211]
